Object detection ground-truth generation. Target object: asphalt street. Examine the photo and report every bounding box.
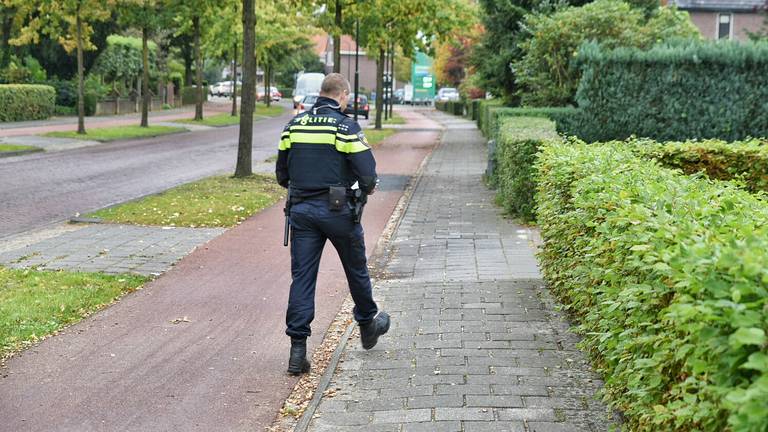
[0,111,291,239]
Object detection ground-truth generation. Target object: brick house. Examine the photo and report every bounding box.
[668,0,767,40]
[311,33,386,93]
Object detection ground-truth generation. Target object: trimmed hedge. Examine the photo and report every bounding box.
[493,116,560,222]
[633,138,768,194]
[435,100,465,116]
[536,141,768,431]
[561,41,768,142]
[0,84,55,121]
[484,106,577,141]
[181,85,208,105]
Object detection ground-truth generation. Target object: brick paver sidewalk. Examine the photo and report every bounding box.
[306,112,613,431]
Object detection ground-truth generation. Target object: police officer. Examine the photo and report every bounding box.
[276,73,390,375]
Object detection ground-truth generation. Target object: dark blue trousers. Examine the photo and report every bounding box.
[286,198,378,338]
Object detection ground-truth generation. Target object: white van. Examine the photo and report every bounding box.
[293,73,325,108]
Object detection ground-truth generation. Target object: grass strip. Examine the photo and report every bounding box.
[178,104,285,127]
[382,112,405,125]
[46,125,186,142]
[0,267,147,360]
[87,174,285,228]
[364,128,396,147]
[0,144,41,153]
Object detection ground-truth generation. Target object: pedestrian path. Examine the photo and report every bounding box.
[305,112,613,431]
[0,224,224,276]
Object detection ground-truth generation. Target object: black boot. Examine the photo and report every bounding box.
[360,311,390,350]
[287,337,310,375]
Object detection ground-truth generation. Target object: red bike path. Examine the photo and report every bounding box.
[0,110,441,431]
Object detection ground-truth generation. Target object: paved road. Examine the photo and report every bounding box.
[0,113,291,239]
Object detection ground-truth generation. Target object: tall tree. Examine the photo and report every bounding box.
[118,0,165,127]
[15,0,114,134]
[203,0,242,116]
[235,0,255,178]
[0,0,31,68]
[169,0,214,120]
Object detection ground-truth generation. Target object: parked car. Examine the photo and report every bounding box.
[257,86,282,102]
[210,81,241,97]
[393,89,405,104]
[434,87,460,103]
[293,72,325,108]
[297,94,319,113]
[209,82,230,97]
[344,94,369,119]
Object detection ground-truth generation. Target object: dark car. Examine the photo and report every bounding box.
[344,94,369,119]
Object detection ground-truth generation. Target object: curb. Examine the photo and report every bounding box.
[293,123,443,432]
[0,148,44,158]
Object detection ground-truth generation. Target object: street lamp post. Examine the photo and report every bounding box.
[354,18,360,122]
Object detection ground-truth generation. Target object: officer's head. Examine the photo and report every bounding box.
[320,73,351,111]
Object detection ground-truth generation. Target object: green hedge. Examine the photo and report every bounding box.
[0,84,55,121]
[631,138,768,194]
[535,141,768,431]
[466,99,481,120]
[181,85,208,105]
[435,100,465,116]
[484,106,577,141]
[493,116,560,222]
[561,41,768,142]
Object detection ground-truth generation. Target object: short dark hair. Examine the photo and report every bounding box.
[320,73,350,96]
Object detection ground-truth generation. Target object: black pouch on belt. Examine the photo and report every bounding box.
[328,186,347,211]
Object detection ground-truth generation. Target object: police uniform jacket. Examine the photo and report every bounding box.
[276,96,377,199]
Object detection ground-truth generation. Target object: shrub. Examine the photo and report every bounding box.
[181,85,208,105]
[631,137,768,193]
[535,141,768,431]
[513,0,699,106]
[0,84,55,121]
[494,116,560,222]
[476,99,504,136]
[485,106,577,141]
[562,41,768,142]
[278,87,293,98]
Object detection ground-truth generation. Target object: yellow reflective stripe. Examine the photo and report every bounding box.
[289,132,336,145]
[336,140,370,154]
[290,125,337,132]
[280,131,290,138]
[336,133,359,140]
[279,138,291,150]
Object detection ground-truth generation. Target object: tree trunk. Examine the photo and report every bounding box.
[141,25,150,127]
[231,41,237,116]
[193,15,203,121]
[235,0,256,178]
[0,9,14,68]
[76,9,86,135]
[265,62,271,108]
[383,46,389,121]
[388,42,395,118]
[374,47,384,130]
[333,0,341,74]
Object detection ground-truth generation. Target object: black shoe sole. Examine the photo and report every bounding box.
[362,316,390,350]
[287,362,310,375]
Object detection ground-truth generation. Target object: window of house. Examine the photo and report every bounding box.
[718,13,732,40]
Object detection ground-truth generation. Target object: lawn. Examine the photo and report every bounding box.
[178,104,285,127]
[0,144,42,153]
[46,125,186,142]
[0,267,147,360]
[87,174,285,228]
[383,112,406,125]
[364,128,396,147]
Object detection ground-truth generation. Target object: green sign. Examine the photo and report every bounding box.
[411,52,435,103]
